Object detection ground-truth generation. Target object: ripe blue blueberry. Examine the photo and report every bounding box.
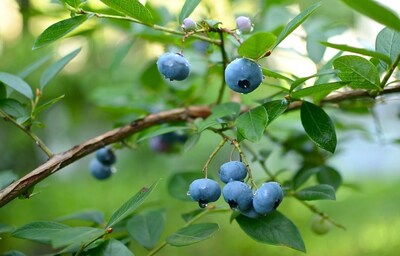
[225,58,263,94]
[236,16,253,34]
[219,161,247,183]
[188,178,221,208]
[240,206,261,219]
[182,18,197,31]
[157,52,190,81]
[96,147,116,165]
[253,182,284,215]
[89,159,112,180]
[222,181,253,211]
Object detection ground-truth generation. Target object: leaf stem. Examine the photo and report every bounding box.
[380,53,400,89]
[241,142,277,180]
[0,109,53,158]
[80,10,221,46]
[202,138,227,178]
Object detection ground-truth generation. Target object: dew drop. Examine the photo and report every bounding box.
[186,191,191,196]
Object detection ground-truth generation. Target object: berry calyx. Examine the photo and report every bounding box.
[253,182,284,215]
[222,181,253,211]
[224,58,263,94]
[188,178,221,208]
[219,161,247,183]
[157,52,190,81]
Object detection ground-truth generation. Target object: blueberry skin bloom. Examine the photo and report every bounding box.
[219,161,247,183]
[222,181,253,211]
[96,147,116,165]
[188,178,221,208]
[157,53,190,81]
[253,182,284,215]
[225,58,263,94]
[89,159,112,180]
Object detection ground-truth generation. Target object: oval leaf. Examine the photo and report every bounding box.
[166,223,219,247]
[333,55,380,90]
[90,239,134,256]
[33,14,91,50]
[236,211,306,252]
[0,72,33,99]
[0,99,29,118]
[291,81,348,99]
[341,0,400,31]
[106,180,159,228]
[51,227,105,248]
[56,210,104,225]
[262,99,289,126]
[316,166,342,190]
[300,101,337,153]
[12,221,69,244]
[40,48,81,90]
[179,0,201,24]
[100,0,153,25]
[238,32,277,60]
[272,2,322,50]
[296,184,336,201]
[376,27,400,69]
[127,209,166,250]
[236,106,268,142]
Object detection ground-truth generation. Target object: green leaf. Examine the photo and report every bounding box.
[106,180,159,228]
[0,251,26,256]
[51,227,105,248]
[33,14,91,50]
[296,184,336,201]
[40,48,81,90]
[316,166,342,190]
[291,82,348,99]
[0,72,33,99]
[236,106,268,142]
[262,99,289,126]
[292,167,322,190]
[168,172,203,201]
[0,99,28,118]
[300,101,337,153]
[18,55,52,79]
[0,170,18,190]
[0,223,15,234]
[376,27,400,68]
[341,0,400,31]
[262,68,294,83]
[100,0,153,25]
[64,0,81,8]
[0,82,6,98]
[127,209,166,250]
[12,221,69,244]
[33,95,65,116]
[321,41,391,64]
[333,55,380,90]
[56,210,104,225]
[196,102,240,132]
[90,239,134,256]
[179,0,201,24]
[236,211,306,252]
[238,32,277,60]
[181,209,204,222]
[166,223,219,247]
[290,69,337,92]
[272,2,322,50]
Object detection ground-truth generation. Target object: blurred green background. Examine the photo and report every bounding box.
[1,0,400,255]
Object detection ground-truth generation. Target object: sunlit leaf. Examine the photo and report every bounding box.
[33,15,91,49]
[236,211,306,252]
[179,0,201,24]
[236,106,268,142]
[238,32,277,60]
[262,99,289,126]
[100,0,153,25]
[376,27,400,69]
[291,82,348,99]
[0,72,33,99]
[166,223,219,247]
[300,101,336,153]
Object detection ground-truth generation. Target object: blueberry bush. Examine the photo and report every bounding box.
[0,0,399,255]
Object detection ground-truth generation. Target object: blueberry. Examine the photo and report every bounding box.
[236,16,253,34]
[222,181,253,211]
[157,53,190,81]
[253,182,284,215]
[240,206,261,219]
[96,147,116,165]
[89,158,112,180]
[219,161,247,183]
[182,18,197,31]
[149,132,188,153]
[224,58,263,94]
[188,178,221,208]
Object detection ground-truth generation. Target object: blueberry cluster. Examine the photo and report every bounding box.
[149,132,188,153]
[188,161,284,218]
[89,147,116,180]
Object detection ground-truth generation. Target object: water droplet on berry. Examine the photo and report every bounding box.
[186,191,191,196]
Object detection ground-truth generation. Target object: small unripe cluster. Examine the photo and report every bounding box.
[188,161,284,218]
[235,16,253,34]
[89,147,116,180]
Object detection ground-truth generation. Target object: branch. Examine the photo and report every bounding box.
[0,106,211,208]
[1,83,400,207]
